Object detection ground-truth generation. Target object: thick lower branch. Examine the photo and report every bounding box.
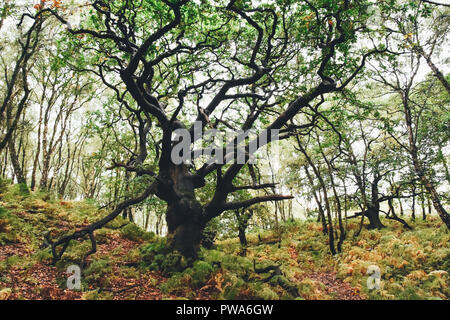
[232,183,277,191]
[221,194,294,211]
[50,183,155,264]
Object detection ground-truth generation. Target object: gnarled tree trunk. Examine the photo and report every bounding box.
[165,200,204,258]
[365,205,384,229]
[366,175,385,229]
[163,164,205,257]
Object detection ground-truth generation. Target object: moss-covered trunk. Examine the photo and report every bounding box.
[365,206,385,229]
[163,164,206,258]
[165,199,204,257]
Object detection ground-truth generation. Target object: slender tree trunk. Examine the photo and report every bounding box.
[402,94,450,229]
[31,105,43,191]
[1,147,9,178]
[39,109,51,190]
[421,185,426,221]
[8,140,26,184]
[122,171,134,221]
[345,144,370,237]
[289,198,293,221]
[304,165,327,234]
[296,140,335,254]
[343,179,348,229]
[266,150,281,243]
[18,111,28,179]
[238,227,247,247]
[319,147,345,252]
[235,209,253,250]
[144,208,151,232]
[279,201,286,222]
[39,162,50,191]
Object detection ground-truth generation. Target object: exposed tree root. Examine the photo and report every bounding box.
[384,210,413,230]
[253,260,299,296]
[253,260,282,279]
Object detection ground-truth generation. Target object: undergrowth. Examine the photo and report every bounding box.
[0,183,448,300]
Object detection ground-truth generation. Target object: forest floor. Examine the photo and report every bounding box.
[0,184,448,300]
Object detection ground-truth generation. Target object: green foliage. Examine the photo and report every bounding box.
[94,229,113,244]
[0,178,448,300]
[33,249,53,263]
[55,241,92,268]
[202,249,252,278]
[159,272,194,296]
[120,223,155,242]
[396,286,423,300]
[159,252,189,276]
[84,258,111,277]
[248,282,279,300]
[222,273,246,300]
[190,261,214,288]
[160,260,214,295]
[2,184,31,202]
[81,290,113,300]
[0,178,9,194]
[159,248,254,298]
[18,183,30,196]
[84,258,113,287]
[201,220,217,249]
[0,206,19,245]
[140,239,189,275]
[0,255,22,273]
[0,206,6,219]
[140,238,168,264]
